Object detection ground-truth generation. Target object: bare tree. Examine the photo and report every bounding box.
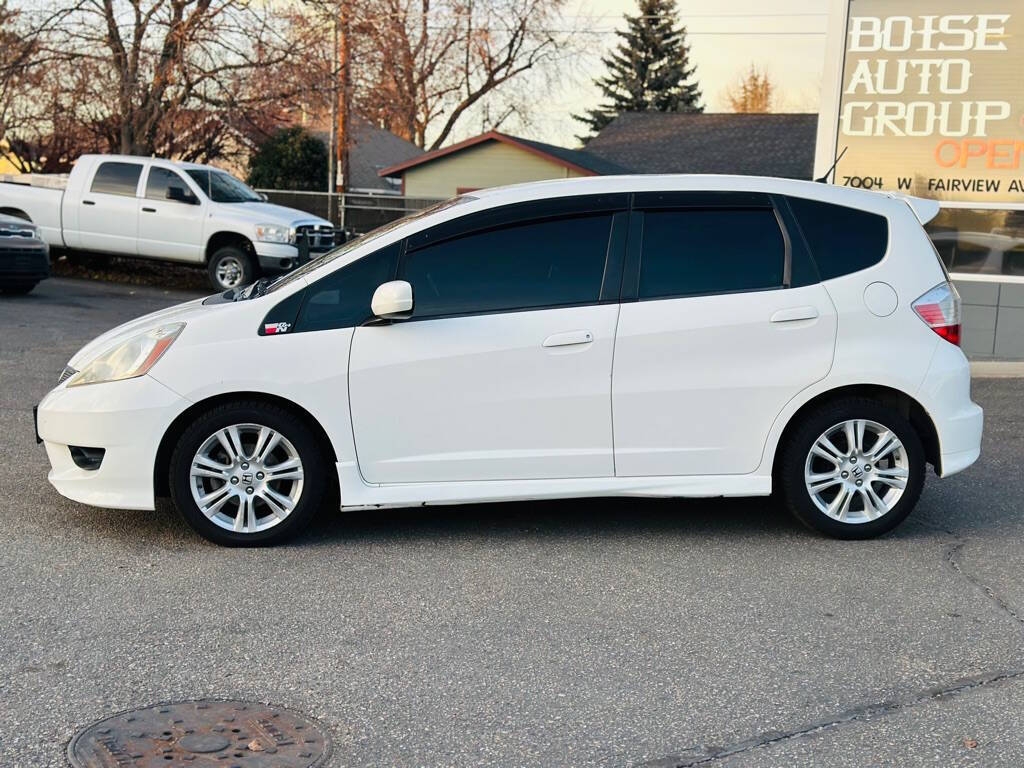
[355,0,570,149]
[725,64,775,114]
[28,0,325,157]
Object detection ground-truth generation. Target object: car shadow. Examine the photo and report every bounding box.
[299,495,814,547]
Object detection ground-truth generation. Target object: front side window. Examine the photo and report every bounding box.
[638,208,785,299]
[90,162,143,196]
[401,214,613,318]
[184,169,262,203]
[145,167,193,201]
[295,243,401,332]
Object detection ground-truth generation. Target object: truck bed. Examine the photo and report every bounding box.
[0,173,69,190]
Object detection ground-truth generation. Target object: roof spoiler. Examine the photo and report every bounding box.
[888,193,941,225]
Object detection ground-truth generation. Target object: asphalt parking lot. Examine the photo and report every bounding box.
[1,277,1023,767]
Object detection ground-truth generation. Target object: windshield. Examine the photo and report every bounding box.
[185,169,263,203]
[263,196,474,295]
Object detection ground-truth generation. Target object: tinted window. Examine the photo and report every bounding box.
[639,209,785,299]
[90,162,143,196]
[787,197,889,280]
[402,214,612,318]
[184,169,261,202]
[146,167,192,201]
[295,243,400,332]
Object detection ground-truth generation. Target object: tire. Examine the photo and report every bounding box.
[778,397,925,539]
[207,245,255,292]
[1,282,38,295]
[169,401,328,546]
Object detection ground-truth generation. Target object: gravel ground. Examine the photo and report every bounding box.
[50,252,212,292]
[1,277,1023,767]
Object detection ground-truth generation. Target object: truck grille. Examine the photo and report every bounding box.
[0,225,37,238]
[0,245,47,267]
[294,224,337,253]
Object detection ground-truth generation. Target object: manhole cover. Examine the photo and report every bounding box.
[67,700,331,767]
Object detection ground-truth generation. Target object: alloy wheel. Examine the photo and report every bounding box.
[215,256,244,288]
[803,419,909,524]
[189,423,304,534]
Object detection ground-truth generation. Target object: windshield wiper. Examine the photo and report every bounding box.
[231,278,270,301]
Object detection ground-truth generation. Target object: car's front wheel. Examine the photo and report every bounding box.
[779,398,925,539]
[169,402,327,546]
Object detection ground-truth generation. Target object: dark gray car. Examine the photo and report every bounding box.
[0,212,49,294]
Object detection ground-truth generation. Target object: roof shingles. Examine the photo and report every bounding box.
[584,112,819,180]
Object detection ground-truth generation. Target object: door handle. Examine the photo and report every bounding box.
[141,207,156,213]
[82,200,95,206]
[543,330,594,348]
[771,306,819,323]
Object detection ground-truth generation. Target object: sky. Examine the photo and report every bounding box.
[524,0,830,147]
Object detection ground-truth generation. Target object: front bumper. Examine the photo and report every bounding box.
[254,239,335,272]
[37,374,187,510]
[0,242,49,282]
[253,242,300,272]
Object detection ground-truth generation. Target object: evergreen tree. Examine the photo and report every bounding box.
[574,0,702,141]
[247,127,328,191]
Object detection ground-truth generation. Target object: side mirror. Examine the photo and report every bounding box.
[371,280,414,320]
[167,185,197,204]
[166,187,196,205]
[259,192,269,202]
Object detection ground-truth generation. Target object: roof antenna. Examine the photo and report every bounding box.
[816,145,848,184]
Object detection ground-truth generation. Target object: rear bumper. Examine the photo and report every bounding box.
[918,341,984,478]
[37,374,186,510]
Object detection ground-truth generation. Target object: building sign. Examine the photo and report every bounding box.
[819,1,1024,204]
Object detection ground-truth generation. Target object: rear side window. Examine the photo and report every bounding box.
[638,209,785,299]
[402,214,612,318]
[90,162,143,196]
[787,197,889,280]
[295,243,400,332]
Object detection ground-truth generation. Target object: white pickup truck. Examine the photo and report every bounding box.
[0,154,337,291]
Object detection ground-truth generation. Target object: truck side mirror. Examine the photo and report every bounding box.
[167,185,197,205]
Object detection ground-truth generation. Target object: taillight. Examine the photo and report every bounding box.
[912,282,961,346]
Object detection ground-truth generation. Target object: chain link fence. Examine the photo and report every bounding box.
[256,190,444,236]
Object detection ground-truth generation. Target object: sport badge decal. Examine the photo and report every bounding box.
[264,322,291,335]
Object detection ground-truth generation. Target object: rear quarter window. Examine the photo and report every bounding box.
[90,162,143,196]
[787,196,889,280]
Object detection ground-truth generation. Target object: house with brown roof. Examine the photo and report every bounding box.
[379,114,819,199]
[378,131,627,198]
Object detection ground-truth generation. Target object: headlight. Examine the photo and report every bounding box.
[255,223,291,243]
[67,323,185,387]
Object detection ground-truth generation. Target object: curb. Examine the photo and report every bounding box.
[970,361,1024,378]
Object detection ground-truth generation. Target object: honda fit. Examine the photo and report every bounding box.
[36,176,983,545]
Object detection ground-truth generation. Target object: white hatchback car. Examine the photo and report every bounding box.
[37,176,983,546]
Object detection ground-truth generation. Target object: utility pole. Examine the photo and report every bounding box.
[337,0,351,201]
[327,9,338,224]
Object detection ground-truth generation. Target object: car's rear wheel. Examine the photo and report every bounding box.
[207,246,255,292]
[169,402,327,546]
[779,398,925,539]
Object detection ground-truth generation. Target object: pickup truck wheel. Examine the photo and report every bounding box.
[208,246,254,291]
